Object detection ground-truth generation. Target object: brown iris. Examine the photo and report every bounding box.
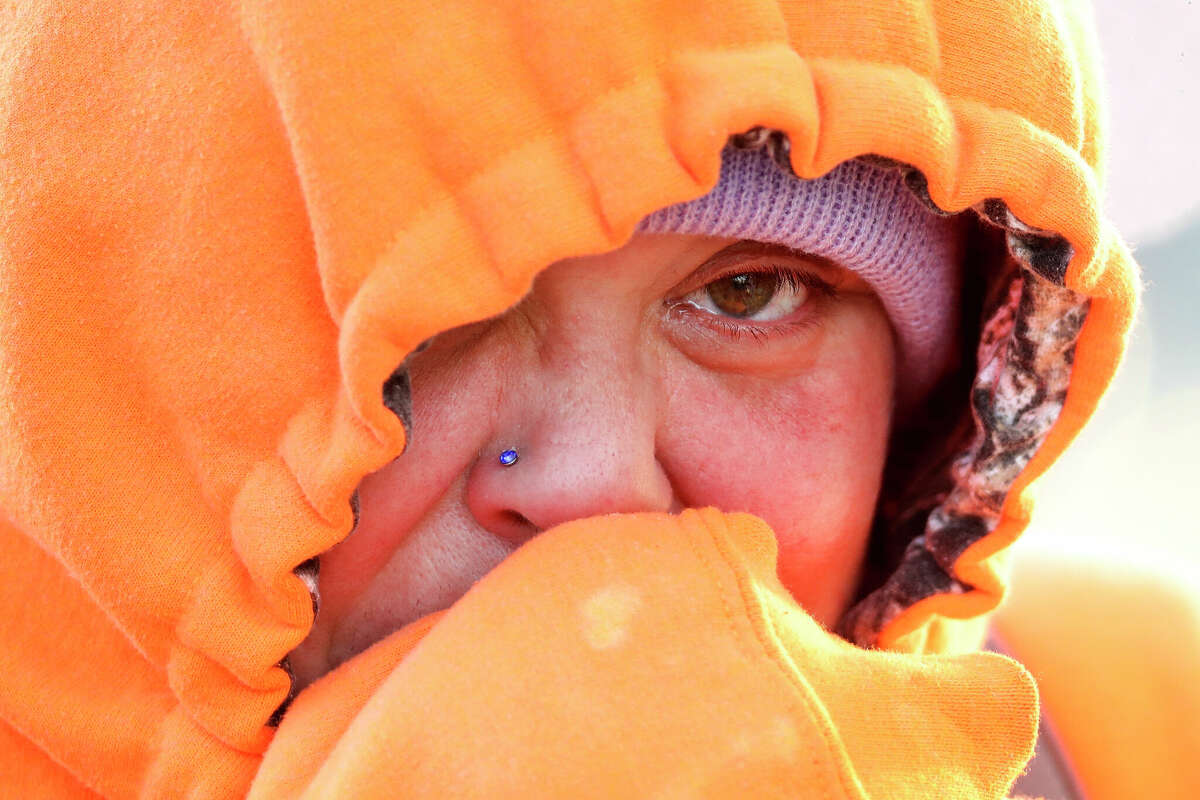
[705,272,777,317]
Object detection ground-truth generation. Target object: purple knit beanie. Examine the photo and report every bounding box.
[636,145,964,411]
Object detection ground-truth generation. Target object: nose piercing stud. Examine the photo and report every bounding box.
[498,448,519,467]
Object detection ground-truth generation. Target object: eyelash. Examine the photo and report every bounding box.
[670,263,839,345]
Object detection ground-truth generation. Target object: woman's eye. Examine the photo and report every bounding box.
[681,270,809,322]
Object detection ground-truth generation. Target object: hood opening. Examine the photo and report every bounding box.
[271,126,1091,725]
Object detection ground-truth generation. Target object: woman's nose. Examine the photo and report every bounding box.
[464,337,677,545]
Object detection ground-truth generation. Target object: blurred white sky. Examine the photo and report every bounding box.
[1094,0,1199,242]
[1020,0,1199,574]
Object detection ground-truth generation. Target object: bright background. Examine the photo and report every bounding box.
[1019,0,1199,579]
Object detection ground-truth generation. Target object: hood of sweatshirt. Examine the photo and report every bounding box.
[0,0,1138,797]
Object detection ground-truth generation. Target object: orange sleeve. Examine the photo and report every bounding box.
[996,545,1200,800]
[251,510,1037,799]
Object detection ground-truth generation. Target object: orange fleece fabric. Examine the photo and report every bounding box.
[0,0,1148,798]
[251,510,1037,799]
[996,550,1200,800]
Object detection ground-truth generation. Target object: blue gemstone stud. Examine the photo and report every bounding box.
[498,448,519,466]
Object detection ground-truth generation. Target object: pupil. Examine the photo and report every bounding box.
[706,273,776,317]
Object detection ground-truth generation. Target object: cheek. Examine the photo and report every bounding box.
[316,326,512,617]
[658,314,894,626]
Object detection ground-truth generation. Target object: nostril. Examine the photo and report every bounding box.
[497,509,540,545]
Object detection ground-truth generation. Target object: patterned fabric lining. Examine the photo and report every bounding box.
[841,265,1088,644]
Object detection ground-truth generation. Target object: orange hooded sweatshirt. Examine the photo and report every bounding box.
[2,1,1193,798]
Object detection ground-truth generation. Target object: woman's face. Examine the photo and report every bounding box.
[289,233,896,686]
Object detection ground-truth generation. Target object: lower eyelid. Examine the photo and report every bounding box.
[664,299,824,348]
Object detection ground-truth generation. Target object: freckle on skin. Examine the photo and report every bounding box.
[580,585,642,650]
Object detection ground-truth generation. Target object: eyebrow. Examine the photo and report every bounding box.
[702,239,840,270]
